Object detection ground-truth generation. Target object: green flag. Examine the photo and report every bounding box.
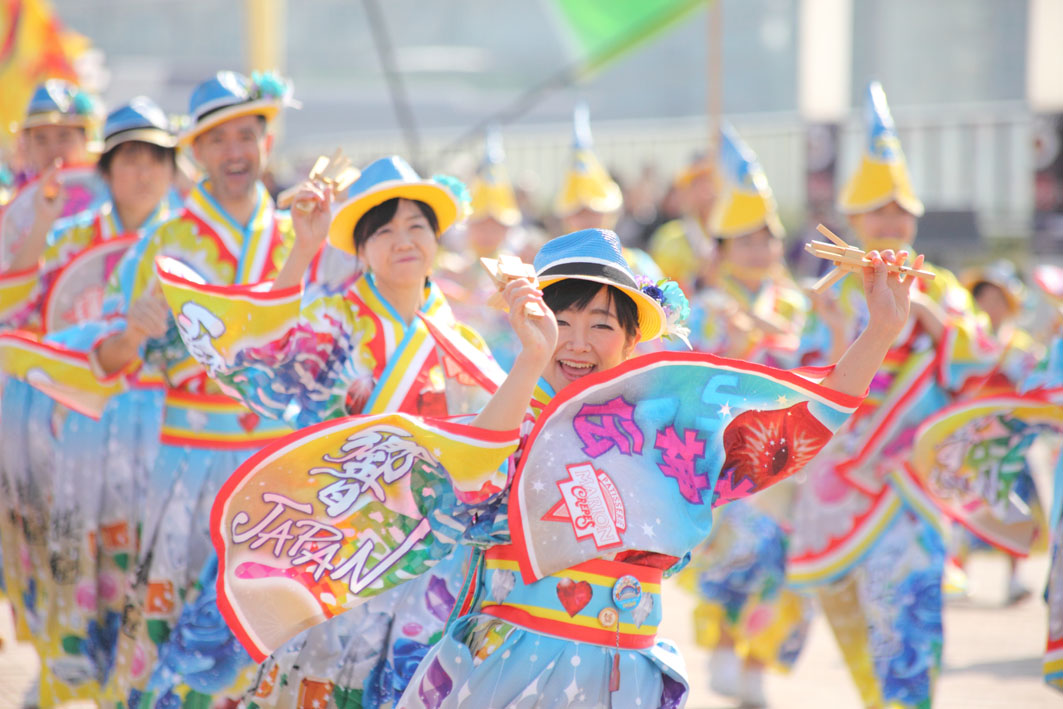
[555,0,710,74]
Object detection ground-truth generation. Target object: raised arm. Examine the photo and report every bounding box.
[470,278,557,431]
[271,181,332,292]
[7,163,66,272]
[821,249,921,398]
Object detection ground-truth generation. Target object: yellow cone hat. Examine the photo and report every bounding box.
[839,82,924,217]
[555,104,622,217]
[468,126,522,227]
[710,122,784,239]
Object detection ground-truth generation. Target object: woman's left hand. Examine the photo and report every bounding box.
[861,249,922,340]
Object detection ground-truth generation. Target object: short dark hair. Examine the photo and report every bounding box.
[543,279,639,339]
[970,280,1001,301]
[352,198,439,253]
[98,140,176,177]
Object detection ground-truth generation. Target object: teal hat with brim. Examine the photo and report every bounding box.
[179,71,294,146]
[534,228,665,343]
[328,156,459,255]
[102,97,177,153]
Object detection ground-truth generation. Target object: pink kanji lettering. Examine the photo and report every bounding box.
[573,396,644,458]
[655,426,709,504]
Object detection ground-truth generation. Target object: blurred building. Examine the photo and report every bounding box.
[52,0,1036,247]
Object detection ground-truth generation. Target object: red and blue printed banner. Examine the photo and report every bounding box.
[211,351,860,661]
[510,351,859,581]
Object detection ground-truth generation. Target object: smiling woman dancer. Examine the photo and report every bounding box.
[157,155,503,708]
[194,222,922,707]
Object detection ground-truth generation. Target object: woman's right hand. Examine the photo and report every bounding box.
[290,181,333,253]
[502,277,557,368]
[126,292,171,341]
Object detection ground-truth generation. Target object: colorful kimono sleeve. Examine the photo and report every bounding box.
[0,265,41,328]
[508,351,861,581]
[923,266,999,392]
[157,255,364,423]
[209,412,519,662]
[937,315,999,392]
[0,215,96,330]
[910,392,1063,556]
[0,330,128,418]
[81,232,159,380]
[1022,336,1063,394]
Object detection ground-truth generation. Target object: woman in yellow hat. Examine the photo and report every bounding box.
[680,123,814,706]
[190,221,923,708]
[785,82,1000,709]
[154,153,504,708]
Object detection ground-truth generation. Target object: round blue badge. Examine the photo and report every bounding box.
[612,575,642,610]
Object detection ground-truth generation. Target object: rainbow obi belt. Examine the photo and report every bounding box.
[480,545,662,649]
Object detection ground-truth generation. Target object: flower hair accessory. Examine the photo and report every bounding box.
[635,275,691,348]
[432,174,472,219]
[250,71,302,109]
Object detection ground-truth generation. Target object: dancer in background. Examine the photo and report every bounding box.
[648,152,718,294]
[198,225,920,707]
[436,128,525,370]
[86,70,300,708]
[1024,268,1063,692]
[681,123,813,706]
[1,79,109,270]
[944,261,1047,603]
[555,104,664,283]
[160,155,502,708]
[0,97,178,703]
[786,81,998,709]
[2,97,178,705]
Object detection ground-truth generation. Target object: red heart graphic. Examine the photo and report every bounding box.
[555,577,593,617]
[238,411,260,433]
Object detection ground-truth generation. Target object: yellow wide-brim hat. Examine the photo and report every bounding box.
[838,81,924,217]
[534,228,665,343]
[328,155,460,255]
[179,101,280,146]
[710,122,785,239]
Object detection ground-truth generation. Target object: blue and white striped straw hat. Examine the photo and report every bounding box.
[534,228,664,342]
